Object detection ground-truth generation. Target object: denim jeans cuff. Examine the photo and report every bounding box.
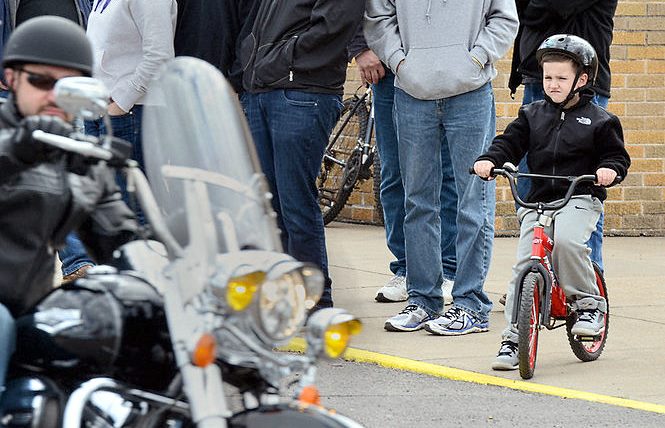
[454,303,489,323]
[409,299,441,318]
[62,261,95,276]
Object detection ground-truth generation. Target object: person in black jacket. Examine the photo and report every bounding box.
[0,16,136,398]
[174,0,259,94]
[240,0,364,311]
[507,0,618,276]
[473,35,630,371]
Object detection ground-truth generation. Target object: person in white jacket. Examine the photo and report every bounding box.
[58,0,176,282]
[365,0,518,335]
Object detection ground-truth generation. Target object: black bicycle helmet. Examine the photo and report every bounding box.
[2,16,93,76]
[536,34,598,86]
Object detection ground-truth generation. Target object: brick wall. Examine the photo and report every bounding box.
[337,1,665,236]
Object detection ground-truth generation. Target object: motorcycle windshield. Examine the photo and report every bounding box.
[142,57,280,253]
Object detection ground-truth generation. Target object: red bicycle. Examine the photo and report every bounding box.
[488,164,612,380]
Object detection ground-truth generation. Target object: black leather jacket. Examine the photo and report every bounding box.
[240,0,364,95]
[0,98,137,316]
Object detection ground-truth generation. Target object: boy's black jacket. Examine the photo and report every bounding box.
[509,0,617,98]
[477,94,630,204]
[241,0,364,95]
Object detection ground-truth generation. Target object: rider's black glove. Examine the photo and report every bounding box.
[11,115,73,164]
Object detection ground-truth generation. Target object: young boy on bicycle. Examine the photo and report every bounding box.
[472,34,631,371]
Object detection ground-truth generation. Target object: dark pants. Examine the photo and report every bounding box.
[242,90,342,307]
[59,105,144,274]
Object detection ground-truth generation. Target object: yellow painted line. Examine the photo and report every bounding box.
[283,338,665,415]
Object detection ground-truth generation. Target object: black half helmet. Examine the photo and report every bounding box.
[536,34,598,85]
[2,16,93,76]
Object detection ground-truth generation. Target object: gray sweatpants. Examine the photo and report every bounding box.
[502,195,603,341]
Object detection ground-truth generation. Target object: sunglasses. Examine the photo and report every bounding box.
[17,68,60,91]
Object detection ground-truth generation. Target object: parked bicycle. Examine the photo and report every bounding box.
[317,85,382,225]
[480,164,613,380]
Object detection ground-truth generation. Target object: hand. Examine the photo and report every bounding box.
[108,101,127,116]
[595,167,617,186]
[355,49,385,85]
[12,115,73,164]
[474,160,495,180]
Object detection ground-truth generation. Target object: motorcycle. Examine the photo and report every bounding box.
[0,57,364,428]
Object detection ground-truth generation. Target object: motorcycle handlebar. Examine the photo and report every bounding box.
[32,130,113,161]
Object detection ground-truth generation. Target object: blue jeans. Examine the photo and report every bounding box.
[374,71,457,280]
[242,90,342,308]
[0,303,16,400]
[59,105,144,275]
[394,83,495,320]
[517,82,607,270]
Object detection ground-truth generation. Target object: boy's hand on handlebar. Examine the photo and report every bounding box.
[12,115,73,164]
[595,167,617,187]
[474,160,496,180]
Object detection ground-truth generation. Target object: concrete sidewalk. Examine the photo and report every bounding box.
[326,222,665,406]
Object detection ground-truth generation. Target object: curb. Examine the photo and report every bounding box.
[285,338,665,415]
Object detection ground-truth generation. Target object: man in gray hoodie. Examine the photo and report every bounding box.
[365,0,518,335]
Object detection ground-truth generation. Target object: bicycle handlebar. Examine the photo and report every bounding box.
[469,163,621,211]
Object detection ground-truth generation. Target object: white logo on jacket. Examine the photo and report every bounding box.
[576,116,592,125]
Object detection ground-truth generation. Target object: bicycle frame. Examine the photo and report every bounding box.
[323,86,373,167]
[492,164,600,330]
[510,219,568,331]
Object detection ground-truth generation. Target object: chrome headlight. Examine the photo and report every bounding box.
[306,308,362,359]
[255,264,323,345]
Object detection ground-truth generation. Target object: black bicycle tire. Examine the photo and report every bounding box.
[518,272,541,380]
[566,263,609,362]
[318,97,370,225]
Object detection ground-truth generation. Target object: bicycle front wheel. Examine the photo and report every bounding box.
[518,272,543,379]
[317,97,370,224]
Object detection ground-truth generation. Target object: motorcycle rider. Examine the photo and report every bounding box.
[0,16,137,398]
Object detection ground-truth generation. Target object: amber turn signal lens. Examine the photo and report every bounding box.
[192,333,216,367]
[298,385,321,405]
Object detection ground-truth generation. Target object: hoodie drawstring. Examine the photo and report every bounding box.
[426,0,447,24]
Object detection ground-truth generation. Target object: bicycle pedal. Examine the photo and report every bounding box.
[574,334,601,342]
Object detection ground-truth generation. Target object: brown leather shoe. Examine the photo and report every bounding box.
[61,264,93,284]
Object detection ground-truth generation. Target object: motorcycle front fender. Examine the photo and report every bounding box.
[229,403,364,428]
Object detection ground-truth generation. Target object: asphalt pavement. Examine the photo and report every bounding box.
[325,222,665,412]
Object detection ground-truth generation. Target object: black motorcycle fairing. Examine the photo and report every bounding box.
[0,376,63,428]
[13,271,176,391]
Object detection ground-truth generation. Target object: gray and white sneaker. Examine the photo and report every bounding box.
[571,297,606,336]
[375,275,408,303]
[424,306,489,336]
[491,340,519,371]
[442,278,454,306]
[384,304,432,332]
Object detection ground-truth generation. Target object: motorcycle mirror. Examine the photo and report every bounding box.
[55,76,110,120]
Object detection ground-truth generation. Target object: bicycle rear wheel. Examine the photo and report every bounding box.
[318,97,369,225]
[518,273,542,379]
[566,263,609,361]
